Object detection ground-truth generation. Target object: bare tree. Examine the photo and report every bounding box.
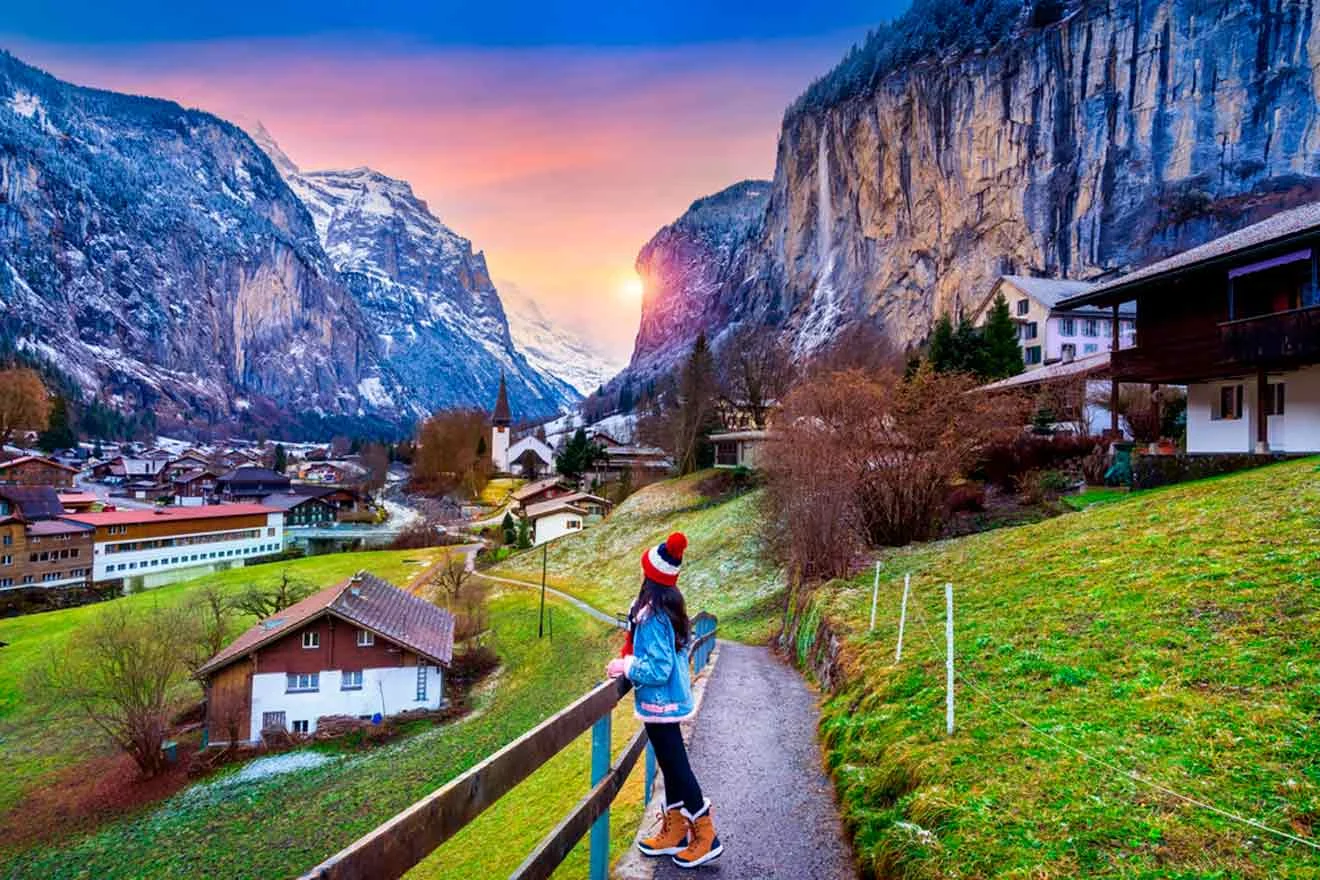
[183,582,240,675]
[38,602,195,776]
[0,368,50,445]
[232,570,316,619]
[716,324,796,429]
[428,556,472,610]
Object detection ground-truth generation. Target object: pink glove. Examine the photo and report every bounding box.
[605,657,629,680]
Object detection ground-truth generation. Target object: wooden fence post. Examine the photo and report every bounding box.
[895,573,910,664]
[945,583,954,737]
[589,713,612,880]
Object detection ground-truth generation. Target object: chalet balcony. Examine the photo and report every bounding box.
[1219,304,1320,366]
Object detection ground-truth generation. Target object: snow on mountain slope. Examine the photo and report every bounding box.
[249,123,579,419]
[498,281,623,396]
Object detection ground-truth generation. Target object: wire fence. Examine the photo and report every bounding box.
[883,574,1320,854]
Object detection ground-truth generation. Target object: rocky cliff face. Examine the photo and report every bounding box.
[251,126,580,419]
[627,0,1320,370]
[629,180,771,380]
[0,51,397,431]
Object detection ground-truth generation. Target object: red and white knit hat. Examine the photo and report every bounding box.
[641,532,688,587]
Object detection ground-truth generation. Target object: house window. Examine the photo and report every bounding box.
[1,555,9,566]
[286,672,320,692]
[1015,299,1029,316]
[341,670,364,690]
[1,534,9,546]
[1060,343,1076,360]
[566,520,582,530]
[1059,317,1075,336]
[302,631,320,649]
[1083,318,1099,337]
[1212,384,1244,421]
[1083,343,1098,354]
[292,720,310,734]
[1024,346,1042,365]
[1021,322,1038,341]
[0,578,11,587]
[1265,383,1286,416]
[357,630,374,647]
[262,711,287,731]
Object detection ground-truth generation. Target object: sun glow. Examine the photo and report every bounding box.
[622,276,645,301]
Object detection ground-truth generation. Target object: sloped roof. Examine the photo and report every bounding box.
[979,351,1112,391]
[1000,275,1097,308]
[1059,199,1320,308]
[218,467,289,485]
[0,455,78,474]
[28,519,93,536]
[511,476,572,501]
[197,571,454,676]
[524,492,609,519]
[0,486,66,520]
[260,491,332,511]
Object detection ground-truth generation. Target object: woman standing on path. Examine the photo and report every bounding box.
[605,532,722,870]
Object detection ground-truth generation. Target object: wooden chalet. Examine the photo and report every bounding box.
[196,571,454,745]
[0,455,79,489]
[1059,201,1320,454]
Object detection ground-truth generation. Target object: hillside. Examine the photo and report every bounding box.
[490,471,785,642]
[0,552,646,878]
[797,458,1320,877]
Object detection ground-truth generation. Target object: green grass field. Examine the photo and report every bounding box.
[491,471,786,642]
[803,457,1320,878]
[1,581,649,879]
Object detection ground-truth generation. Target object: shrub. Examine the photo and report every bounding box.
[1131,453,1289,490]
[975,433,1096,491]
[763,365,1026,577]
[1015,469,1071,504]
[1080,445,1109,486]
[945,483,986,514]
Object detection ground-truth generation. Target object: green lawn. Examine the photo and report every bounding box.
[491,471,786,643]
[2,586,646,878]
[0,549,446,820]
[802,457,1320,878]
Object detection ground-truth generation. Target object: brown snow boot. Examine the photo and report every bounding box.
[638,803,688,856]
[672,799,722,869]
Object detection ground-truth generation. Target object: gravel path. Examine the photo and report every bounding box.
[653,642,855,879]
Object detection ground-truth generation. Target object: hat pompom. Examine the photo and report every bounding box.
[666,532,688,560]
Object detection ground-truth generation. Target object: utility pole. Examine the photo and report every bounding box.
[538,542,548,638]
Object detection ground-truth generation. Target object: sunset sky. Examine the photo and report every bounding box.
[3,1,907,364]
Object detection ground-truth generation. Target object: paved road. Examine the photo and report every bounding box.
[653,642,855,879]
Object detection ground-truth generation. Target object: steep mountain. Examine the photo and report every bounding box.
[0,50,405,432]
[625,0,1320,370]
[497,280,622,396]
[628,180,771,381]
[249,125,579,419]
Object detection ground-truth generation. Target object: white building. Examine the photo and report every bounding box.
[972,276,1135,369]
[523,492,611,545]
[197,571,454,745]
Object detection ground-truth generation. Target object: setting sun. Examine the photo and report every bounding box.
[622,276,645,301]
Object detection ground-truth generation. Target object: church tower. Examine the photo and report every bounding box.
[491,373,512,473]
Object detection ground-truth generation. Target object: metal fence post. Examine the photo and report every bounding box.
[945,583,955,737]
[644,740,656,804]
[589,713,612,880]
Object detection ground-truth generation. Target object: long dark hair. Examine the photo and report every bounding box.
[633,577,691,651]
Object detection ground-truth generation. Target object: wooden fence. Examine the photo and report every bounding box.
[298,611,719,880]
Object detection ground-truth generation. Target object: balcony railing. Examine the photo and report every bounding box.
[1219,304,1320,365]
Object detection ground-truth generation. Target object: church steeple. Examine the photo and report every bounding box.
[492,372,512,427]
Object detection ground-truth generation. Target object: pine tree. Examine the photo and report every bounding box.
[980,293,1024,380]
[38,395,76,452]
[516,516,532,550]
[555,428,603,479]
[501,511,516,546]
[272,443,288,474]
[676,333,721,474]
[953,317,986,377]
[928,315,958,374]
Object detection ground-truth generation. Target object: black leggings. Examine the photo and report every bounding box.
[646,722,704,813]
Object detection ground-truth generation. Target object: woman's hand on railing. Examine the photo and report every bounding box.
[605,657,628,680]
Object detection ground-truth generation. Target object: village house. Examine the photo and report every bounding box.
[0,486,94,591]
[216,467,292,501]
[708,430,769,470]
[971,276,1136,369]
[1057,201,1320,454]
[0,455,79,489]
[522,492,611,545]
[510,477,577,513]
[297,460,365,485]
[62,503,285,590]
[978,350,1126,436]
[196,571,454,745]
[90,455,167,484]
[261,488,338,527]
[584,444,673,487]
[58,492,101,513]
[172,469,221,505]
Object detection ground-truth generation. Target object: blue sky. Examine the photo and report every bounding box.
[5,1,905,47]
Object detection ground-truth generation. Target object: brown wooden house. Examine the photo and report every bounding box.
[196,571,454,745]
[0,456,79,489]
[1059,201,1320,454]
[0,486,94,591]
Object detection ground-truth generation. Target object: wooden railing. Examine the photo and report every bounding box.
[1220,304,1320,365]
[298,612,719,880]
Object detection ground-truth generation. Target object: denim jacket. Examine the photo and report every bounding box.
[624,605,694,723]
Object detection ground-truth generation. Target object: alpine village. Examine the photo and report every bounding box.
[2,2,1320,879]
